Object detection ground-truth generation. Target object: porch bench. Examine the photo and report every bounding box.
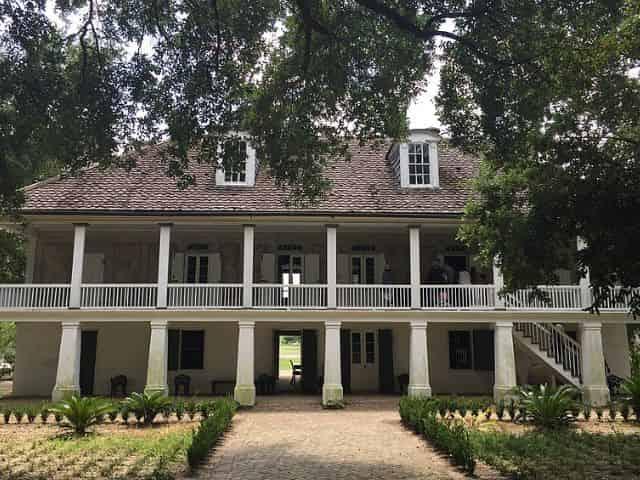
[210,380,235,395]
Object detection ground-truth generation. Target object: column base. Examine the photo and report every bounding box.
[322,384,344,406]
[582,385,610,406]
[51,385,80,402]
[407,384,432,397]
[493,385,518,402]
[144,384,169,396]
[234,384,256,406]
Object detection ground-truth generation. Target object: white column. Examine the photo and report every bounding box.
[408,320,431,397]
[493,321,517,401]
[234,320,256,406]
[492,260,505,308]
[156,223,172,308]
[326,225,337,308]
[144,320,169,395]
[579,321,610,406]
[69,223,87,308]
[577,237,592,308]
[52,322,81,400]
[322,320,343,405]
[24,228,37,283]
[409,226,421,309]
[242,225,254,308]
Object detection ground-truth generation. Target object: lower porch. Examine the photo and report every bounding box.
[11,318,632,406]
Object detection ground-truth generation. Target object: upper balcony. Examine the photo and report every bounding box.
[0,221,632,314]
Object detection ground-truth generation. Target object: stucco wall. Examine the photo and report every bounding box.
[14,323,61,397]
[602,324,631,378]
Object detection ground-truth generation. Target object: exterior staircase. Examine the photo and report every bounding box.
[513,322,582,387]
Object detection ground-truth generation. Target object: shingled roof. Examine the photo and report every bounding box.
[23,141,478,217]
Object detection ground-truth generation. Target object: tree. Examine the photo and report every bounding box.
[436,0,640,315]
[1,1,638,312]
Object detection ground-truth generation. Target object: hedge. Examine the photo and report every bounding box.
[399,396,476,474]
[187,398,238,469]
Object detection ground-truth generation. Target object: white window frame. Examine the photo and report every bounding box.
[215,133,257,187]
[398,130,440,189]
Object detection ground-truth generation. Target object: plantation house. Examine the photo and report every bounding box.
[0,129,632,406]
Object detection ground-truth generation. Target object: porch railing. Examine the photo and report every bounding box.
[337,285,411,309]
[0,284,70,309]
[253,284,327,308]
[505,286,583,310]
[420,285,496,310]
[168,284,243,308]
[514,321,582,380]
[598,286,640,310]
[81,284,157,309]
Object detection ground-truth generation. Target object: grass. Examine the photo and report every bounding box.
[0,423,193,479]
[278,340,301,376]
[470,429,640,479]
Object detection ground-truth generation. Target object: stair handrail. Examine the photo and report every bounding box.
[514,322,582,381]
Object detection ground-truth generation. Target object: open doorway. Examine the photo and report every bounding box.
[273,331,302,392]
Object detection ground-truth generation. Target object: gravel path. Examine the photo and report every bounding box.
[197,396,501,480]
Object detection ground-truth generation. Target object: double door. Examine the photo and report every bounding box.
[350,330,379,391]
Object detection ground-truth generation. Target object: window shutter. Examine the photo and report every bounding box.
[208,253,222,283]
[473,330,495,371]
[337,254,350,284]
[260,253,275,282]
[375,254,385,283]
[180,330,204,370]
[449,331,472,369]
[399,143,410,188]
[428,142,439,187]
[305,254,320,284]
[168,329,180,371]
[171,252,184,283]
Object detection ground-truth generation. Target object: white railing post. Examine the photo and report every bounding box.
[327,225,337,309]
[493,260,505,309]
[156,223,172,309]
[409,226,421,309]
[577,237,592,309]
[242,225,254,308]
[69,224,87,309]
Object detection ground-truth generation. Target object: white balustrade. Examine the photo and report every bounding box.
[514,322,582,379]
[81,284,157,309]
[168,284,243,308]
[598,286,640,310]
[420,285,496,309]
[336,285,411,309]
[253,284,327,308]
[0,284,70,309]
[505,286,583,310]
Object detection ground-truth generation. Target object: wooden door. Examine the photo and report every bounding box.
[79,331,98,396]
[340,329,351,394]
[350,330,379,391]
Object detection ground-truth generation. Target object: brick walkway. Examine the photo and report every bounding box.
[197,396,500,480]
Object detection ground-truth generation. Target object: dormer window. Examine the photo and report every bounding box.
[408,143,430,185]
[215,135,257,187]
[392,129,440,189]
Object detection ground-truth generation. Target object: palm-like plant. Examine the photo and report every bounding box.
[49,396,113,435]
[122,392,171,426]
[516,384,578,429]
[620,374,640,421]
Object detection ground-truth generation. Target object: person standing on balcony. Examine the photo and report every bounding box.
[382,263,393,306]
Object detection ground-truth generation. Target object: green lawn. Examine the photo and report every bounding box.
[471,429,640,479]
[278,339,301,376]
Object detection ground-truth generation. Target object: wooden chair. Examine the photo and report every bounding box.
[110,375,127,397]
[290,360,303,385]
[174,374,191,396]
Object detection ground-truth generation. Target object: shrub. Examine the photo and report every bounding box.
[12,406,24,424]
[49,396,113,435]
[2,409,10,424]
[496,400,506,420]
[185,401,198,420]
[621,348,640,422]
[422,414,476,473]
[123,392,171,426]
[174,400,185,421]
[187,398,237,469]
[25,405,38,423]
[40,406,50,424]
[516,384,578,429]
